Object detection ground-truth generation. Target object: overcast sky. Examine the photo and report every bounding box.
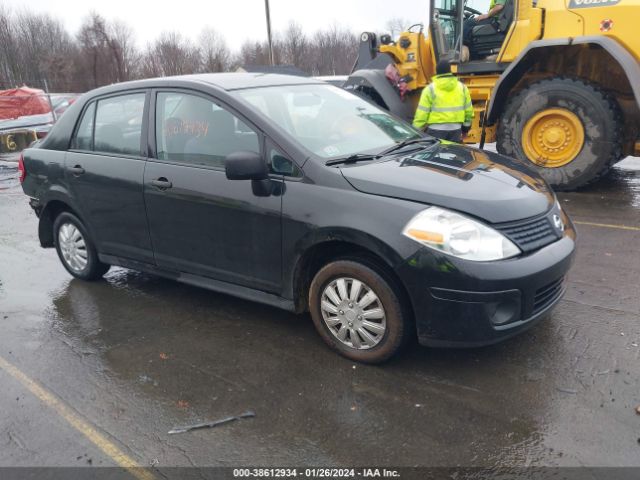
[4,0,430,49]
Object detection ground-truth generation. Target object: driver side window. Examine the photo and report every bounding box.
[156,92,259,168]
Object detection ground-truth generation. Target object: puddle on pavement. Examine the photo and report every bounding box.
[0,160,18,191]
[43,269,552,466]
[582,157,640,208]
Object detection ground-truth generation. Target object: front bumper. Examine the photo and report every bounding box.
[396,232,576,347]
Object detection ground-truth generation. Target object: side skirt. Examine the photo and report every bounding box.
[98,254,296,312]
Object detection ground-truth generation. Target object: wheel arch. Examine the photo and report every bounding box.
[38,195,84,248]
[288,230,411,316]
[488,37,640,155]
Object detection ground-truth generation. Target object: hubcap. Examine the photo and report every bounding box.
[320,277,386,350]
[58,223,88,272]
[522,108,585,168]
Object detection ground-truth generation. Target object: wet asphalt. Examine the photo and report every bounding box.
[0,152,639,469]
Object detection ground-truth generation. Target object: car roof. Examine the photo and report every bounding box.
[90,73,325,96]
[38,73,330,151]
[183,72,323,90]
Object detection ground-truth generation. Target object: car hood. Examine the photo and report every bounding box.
[339,143,555,224]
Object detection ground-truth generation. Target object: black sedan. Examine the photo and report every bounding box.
[19,73,576,363]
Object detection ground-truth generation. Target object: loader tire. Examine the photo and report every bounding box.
[496,77,622,191]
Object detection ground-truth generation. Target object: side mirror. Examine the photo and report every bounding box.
[225,151,268,181]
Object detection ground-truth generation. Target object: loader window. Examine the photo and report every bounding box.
[433,0,461,60]
[466,0,491,12]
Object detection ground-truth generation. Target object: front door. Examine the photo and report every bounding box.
[65,91,153,263]
[143,90,282,293]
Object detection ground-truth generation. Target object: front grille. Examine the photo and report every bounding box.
[495,214,558,253]
[533,277,565,315]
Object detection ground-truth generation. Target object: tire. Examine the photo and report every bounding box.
[53,212,110,281]
[309,259,411,364]
[496,77,622,191]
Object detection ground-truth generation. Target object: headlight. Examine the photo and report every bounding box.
[402,207,521,261]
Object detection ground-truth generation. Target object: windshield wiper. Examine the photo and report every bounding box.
[325,137,438,166]
[378,137,439,157]
[325,153,379,166]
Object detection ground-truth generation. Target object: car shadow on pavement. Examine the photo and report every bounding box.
[37,267,569,466]
[50,266,560,393]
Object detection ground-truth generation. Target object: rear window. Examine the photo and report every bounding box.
[71,92,146,156]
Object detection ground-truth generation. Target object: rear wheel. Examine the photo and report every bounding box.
[53,212,110,280]
[309,259,410,363]
[497,78,621,191]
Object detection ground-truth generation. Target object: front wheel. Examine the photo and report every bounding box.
[53,212,110,280]
[496,78,622,191]
[309,260,411,363]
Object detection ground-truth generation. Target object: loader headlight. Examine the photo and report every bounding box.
[402,207,521,261]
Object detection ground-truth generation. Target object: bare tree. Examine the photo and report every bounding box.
[281,21,309,70]
[198,28,231,73]
[111,20,139,80]
[0,9,360,91]
[0,8,77,91]
[238,38,283,67]
[385,17,413,38]
[141,32,200,77]
[310,25,358,76]
[76,13,135,88]
[0,6,22,87]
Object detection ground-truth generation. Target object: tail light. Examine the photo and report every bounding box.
[18,153,26,183]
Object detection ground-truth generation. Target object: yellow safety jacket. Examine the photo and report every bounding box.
[412,74,474,131]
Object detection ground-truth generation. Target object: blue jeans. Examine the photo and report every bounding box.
[426,127,463,143]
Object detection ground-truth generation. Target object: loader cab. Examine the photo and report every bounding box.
[467,0,515,60]
[431,0,514,69]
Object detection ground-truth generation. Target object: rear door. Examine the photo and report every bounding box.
[66,91,154,264]
[143,89,283,292]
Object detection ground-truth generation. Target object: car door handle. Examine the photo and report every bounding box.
[69,165,85,175]
[151,177,172,189]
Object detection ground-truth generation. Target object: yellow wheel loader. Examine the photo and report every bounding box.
[345,0,640,190]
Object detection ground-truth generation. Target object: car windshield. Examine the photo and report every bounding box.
[235,84,421,159]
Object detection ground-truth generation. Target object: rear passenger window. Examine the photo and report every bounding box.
[156,92,259,168]
[72,102,95,150]
[94,93,145,156]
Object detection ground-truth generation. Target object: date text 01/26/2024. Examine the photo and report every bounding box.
[232,469,401,478]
